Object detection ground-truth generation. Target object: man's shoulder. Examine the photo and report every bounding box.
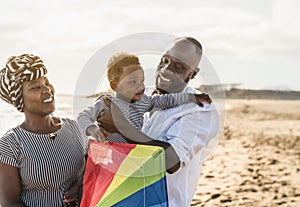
[182,86,201,94]
[144,86,201,95]
[144,88,156,96]
[152,102,207,118]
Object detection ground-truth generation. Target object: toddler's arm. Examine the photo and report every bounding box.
[77,97,107,142]
[149,92,212,110]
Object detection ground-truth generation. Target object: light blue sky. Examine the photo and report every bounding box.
[1,0,299,94]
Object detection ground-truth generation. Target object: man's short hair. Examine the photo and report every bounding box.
[175,37,203,60]
[107,52,140,82]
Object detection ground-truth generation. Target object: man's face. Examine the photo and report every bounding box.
[155,40,200,94]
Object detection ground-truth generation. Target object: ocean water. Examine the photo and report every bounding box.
[0,92,225,164]
[0,100,23,136]
[0,94,94,136]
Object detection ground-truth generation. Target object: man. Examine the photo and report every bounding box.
[98,37,219,207]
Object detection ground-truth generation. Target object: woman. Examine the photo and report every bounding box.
[0,54,86,207]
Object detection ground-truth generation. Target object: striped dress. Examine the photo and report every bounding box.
[0,118,87,207]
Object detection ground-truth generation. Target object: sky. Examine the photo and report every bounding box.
[1,0,300,95]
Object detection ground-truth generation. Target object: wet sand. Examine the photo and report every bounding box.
[191,99,300,206]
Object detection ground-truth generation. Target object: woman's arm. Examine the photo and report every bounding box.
[63,173,82,206]
[0,163,26,207]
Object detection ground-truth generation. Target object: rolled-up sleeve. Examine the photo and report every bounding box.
[0,131,20,167]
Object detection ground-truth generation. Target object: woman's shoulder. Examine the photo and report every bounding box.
[59,117,78,126]
[0,127,20,143]
[56,117,82,138]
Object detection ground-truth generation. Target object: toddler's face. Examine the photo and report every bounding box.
[115,64,145,102]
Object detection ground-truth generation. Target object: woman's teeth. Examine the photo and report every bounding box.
[42,97,53,103]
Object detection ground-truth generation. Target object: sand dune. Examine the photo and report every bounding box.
[191,99,300,206]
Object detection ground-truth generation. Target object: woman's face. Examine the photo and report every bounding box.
[22,76,55,116]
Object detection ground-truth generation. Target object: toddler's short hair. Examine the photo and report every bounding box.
[107,52,140,82]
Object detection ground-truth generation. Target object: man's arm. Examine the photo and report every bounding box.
[155,104,219,167]
[98,103,180,173]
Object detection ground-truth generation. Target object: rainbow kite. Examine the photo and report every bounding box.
[81,140,169,207]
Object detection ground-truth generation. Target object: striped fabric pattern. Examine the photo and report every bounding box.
[78,93,190,143]
[111,93,191,129]
[0,118,86,207]
[96,95,128,143]
[0,54,47,111]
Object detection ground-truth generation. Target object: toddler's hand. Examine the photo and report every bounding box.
[86,125,106,142]
[189,93,212,107]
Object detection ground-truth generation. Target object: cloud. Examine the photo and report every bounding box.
[189,1,300,58]
[272,0,300,38]
[1,0,299,92]
[2,0,300,59]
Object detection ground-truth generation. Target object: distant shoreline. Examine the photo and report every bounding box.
[56,88,300,100]
[224,88,300,100]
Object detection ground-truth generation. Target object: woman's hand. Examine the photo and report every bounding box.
[63,179,81,207]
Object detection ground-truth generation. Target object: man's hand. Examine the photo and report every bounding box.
[189,93,212,107]
[97,110,120,133]
[97,96,119,133]
[86,125,106,142]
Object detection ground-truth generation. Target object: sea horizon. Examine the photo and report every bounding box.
[1,87,300,136]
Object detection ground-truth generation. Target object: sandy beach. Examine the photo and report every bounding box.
[1,98,299,206]
[191,99,300,206]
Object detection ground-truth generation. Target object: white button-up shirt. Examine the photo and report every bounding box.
[143,86,220,207]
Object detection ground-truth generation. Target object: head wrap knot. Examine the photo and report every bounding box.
[0,54,48,111]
